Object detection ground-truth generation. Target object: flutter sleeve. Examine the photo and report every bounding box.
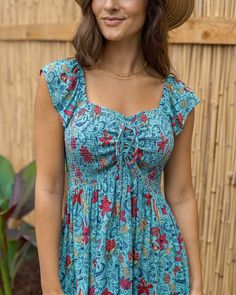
[169,77,201,136]
[39,58,80,128]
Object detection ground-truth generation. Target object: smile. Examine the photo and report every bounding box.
[102,19,125,26]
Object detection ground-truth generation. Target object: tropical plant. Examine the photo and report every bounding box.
[0,155,37,295]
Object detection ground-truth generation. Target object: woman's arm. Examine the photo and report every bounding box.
[164,109,203,293]
[34,73,65,294]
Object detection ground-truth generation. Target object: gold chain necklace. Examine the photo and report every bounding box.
[93,60,148,80]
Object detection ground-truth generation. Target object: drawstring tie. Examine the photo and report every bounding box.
[115,124,157,194]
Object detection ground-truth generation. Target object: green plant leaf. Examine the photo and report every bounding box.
[10,241,32,283]
[0,156,14,212]
[10,160,36,219]
[7,239,20,273]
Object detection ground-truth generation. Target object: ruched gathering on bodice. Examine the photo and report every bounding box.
[39,57,200,295]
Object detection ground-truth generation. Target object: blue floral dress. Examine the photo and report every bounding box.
[39,57,200,295]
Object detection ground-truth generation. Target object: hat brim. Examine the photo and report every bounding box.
[74,0,194,31]
[165,0,194,30]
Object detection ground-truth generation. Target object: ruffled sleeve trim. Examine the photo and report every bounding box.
[39,57,81,128]
[168,76,201,137]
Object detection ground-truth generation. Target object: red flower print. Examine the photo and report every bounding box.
[152,243,159,251]
[178,232,184,245]
[131,196,139,218]
[75,167,83,182]
[171,115,177,128]
[91,190,99,203]
[64,202,68,214]
[65,255,72,271]
[128,251,132,261]
[173,265,181,276]
[97,239,101,249]
[120,277,132,290]
[161,205,167,214]
[65,213,70,225]
[69,221,73,232]
[131,195,137,206]
[72,188,83,205]
[99,195,112,217]
[150,226,160,237]
[148,169,157,181]
[60,72,68,83]
[80,146,94,163]
[137,148,143,160]
[119,252,124,263]
[134,250,139,261]
[140,113,148,123]
[175,255,183,262]
[156,233,168,250]
[64,109,72,116]
[128,147,143,164]
[99,130,113,145]
[137,278,153,295]
[128,249,139,261]
[176,248,182,256]
[93,258,97,268]
[129,249,139,261]
[164,272,171,284]
[72,65,79,75]
[88,285,95,295]
[176,112,184,128]
[127,185,132,192]
[131,115,137,123]
[101,288,114,295]
[132,206,139,218]
[64,103,75,117]
[71,137,77,149]
[67,75,77,91]
[144,193,152,206]
[106,239,116,252]
[82,220,90,244]
[94,105,102,115]
[153,199,161,220]
[119,209,126,222]
[140,218,147,229]
[157,134,168,152]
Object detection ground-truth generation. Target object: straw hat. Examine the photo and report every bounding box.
[74,0,194,30]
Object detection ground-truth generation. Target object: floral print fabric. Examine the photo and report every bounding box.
[39,57,200,295]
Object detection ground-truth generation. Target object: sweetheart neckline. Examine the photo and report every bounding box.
[78,63,171,120]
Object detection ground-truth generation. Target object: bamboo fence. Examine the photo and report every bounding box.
[0,0,235,294]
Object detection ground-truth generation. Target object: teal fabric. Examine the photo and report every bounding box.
[39,57,200,295]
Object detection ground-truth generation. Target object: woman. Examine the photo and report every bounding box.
[34,0,203,294]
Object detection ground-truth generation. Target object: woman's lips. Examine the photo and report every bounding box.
[102,19,125,26]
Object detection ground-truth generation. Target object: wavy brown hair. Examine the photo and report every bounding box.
[72,0,176,80]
